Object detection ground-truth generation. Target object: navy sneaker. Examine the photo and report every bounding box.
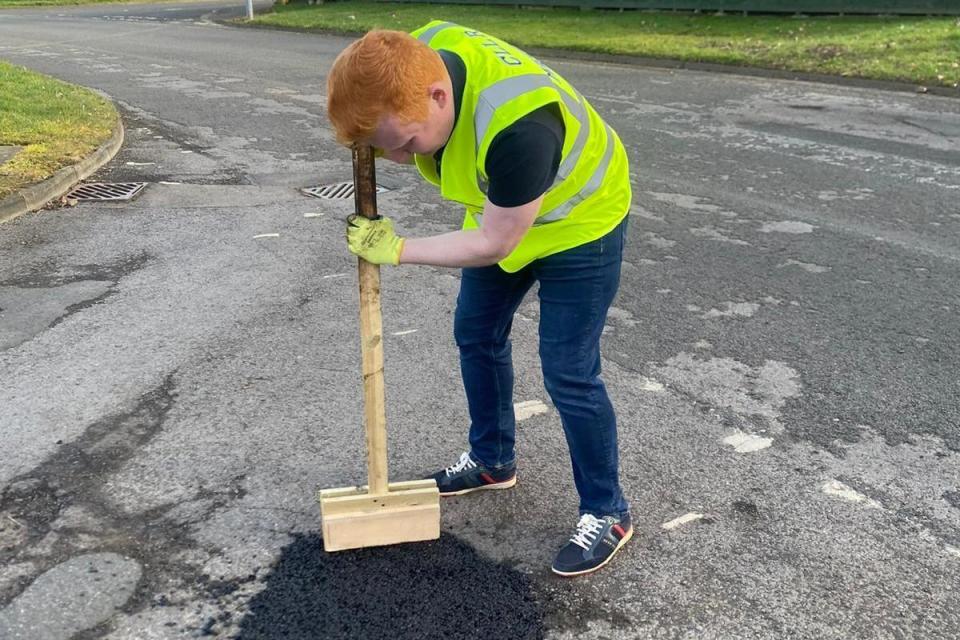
[551,513,633,577]
[427,452,517,496]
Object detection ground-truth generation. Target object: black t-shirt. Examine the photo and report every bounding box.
[435,50,565,208]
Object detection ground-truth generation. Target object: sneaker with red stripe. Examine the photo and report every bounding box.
[426,452,517,497]
[551,513,633,577]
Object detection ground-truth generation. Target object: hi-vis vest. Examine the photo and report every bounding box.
[411,21,631,273]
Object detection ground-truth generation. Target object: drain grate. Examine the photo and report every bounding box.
[301,182,388,200]
[66,182,148,201]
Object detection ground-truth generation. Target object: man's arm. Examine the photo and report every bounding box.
[399,195,542,268]
[351,105,562,268]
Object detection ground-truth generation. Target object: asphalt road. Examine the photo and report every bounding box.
[1,2,959,638]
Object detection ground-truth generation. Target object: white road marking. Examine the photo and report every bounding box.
[760,221,815,234]
[252,233,279,239]
[821,480,882,509]
[321,273,346,279]
[638,377,664,392]
[778,259,831,273]
[514,400,549,421]
[723,430,773,453]
[662,513,704,530]
[689,225,750,245]
[704,302,760,318]
[647,191,722,214]
[391,330,417,336]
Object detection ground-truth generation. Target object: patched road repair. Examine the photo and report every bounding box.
[1,1,959,638]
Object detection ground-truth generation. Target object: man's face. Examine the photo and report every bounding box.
[368,83,454,164]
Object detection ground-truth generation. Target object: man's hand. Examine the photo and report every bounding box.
[346,214,405,265]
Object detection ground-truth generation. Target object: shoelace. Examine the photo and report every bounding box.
[445,452,477,477]
[569,514,606,551]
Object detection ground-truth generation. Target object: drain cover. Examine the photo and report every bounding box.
[301,182,388,200]
[67,182,148,201]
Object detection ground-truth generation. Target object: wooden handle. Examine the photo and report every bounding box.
[352,145,389,495]
[352,144,379,221]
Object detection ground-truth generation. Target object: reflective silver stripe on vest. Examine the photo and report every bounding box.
[555,89,589,182]
[475,74,555,155]
[471,98,611,227]
[535,123,614,226]
[469,125,612,227]
[417,21,456,44]
[474,75,591,206]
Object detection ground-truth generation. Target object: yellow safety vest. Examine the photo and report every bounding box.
[411,21,632,273]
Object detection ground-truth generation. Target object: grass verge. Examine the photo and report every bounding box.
[0,60,118,200]
[250,1,960,88]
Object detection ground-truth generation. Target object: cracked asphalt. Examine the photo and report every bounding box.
[1,2,959,638]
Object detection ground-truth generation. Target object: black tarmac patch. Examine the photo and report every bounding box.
[235,533,544,640]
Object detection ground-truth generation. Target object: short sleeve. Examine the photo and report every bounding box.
[484,104,565,208]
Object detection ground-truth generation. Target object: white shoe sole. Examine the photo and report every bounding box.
[551,526,634,577]
[439,475,517,497]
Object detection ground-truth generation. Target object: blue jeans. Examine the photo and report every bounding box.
[453,217,630,518]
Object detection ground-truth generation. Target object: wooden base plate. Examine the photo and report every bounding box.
[318,479,440,552]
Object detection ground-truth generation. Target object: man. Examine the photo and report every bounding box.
[327,21,632,576]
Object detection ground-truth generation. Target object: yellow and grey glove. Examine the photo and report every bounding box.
[346,214,405,265]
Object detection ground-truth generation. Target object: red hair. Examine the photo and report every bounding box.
[327,30,446,145]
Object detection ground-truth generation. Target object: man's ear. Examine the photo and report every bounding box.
[429,83,448,109]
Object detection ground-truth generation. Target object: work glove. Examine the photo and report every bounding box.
[346,214,405,265]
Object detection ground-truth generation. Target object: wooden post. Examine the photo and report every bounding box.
[317,145,440,552]
[352,144,388,496]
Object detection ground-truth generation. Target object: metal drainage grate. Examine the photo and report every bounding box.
[67,182,148,201]
[301,182,388,200]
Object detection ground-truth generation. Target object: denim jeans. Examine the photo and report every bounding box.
[453,216,630,518]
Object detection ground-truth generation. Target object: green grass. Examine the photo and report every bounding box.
[250,1,960,87]
[0,60,117,200]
